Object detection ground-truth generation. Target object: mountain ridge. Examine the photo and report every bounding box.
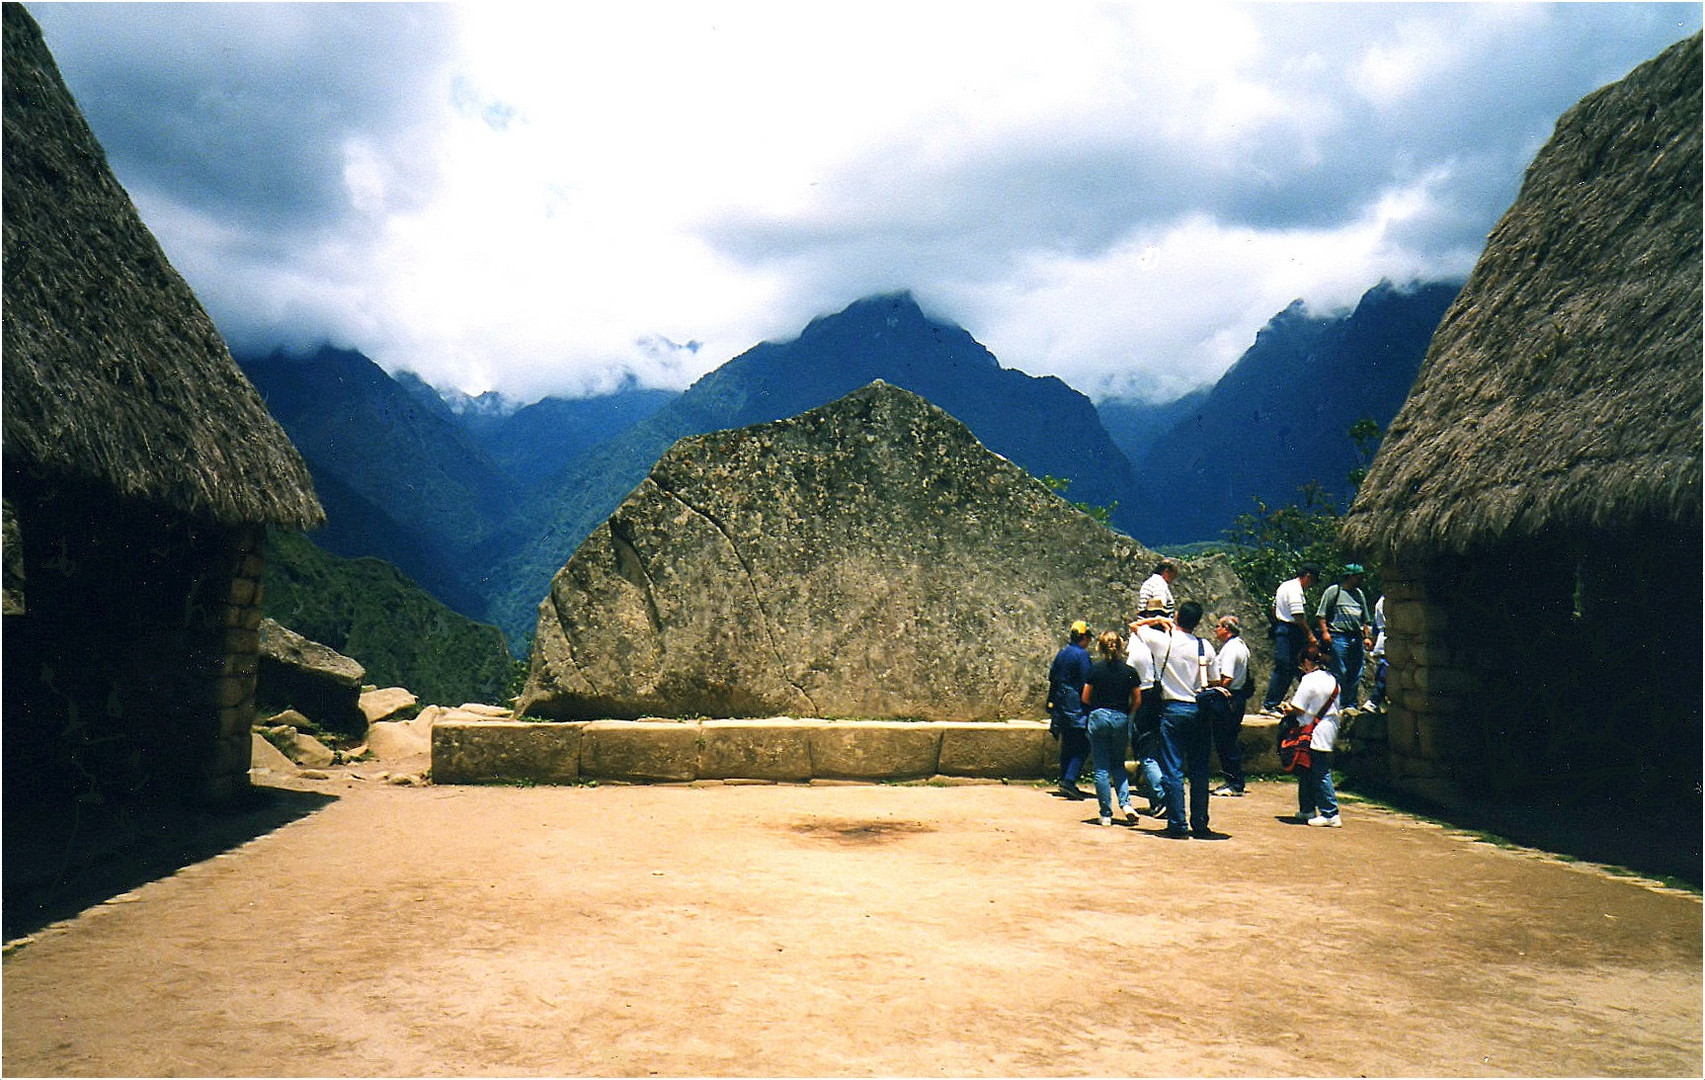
[479,292,1150,647]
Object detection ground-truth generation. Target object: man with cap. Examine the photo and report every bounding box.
[1315,565,1374,709]
[1047,620,1093,799]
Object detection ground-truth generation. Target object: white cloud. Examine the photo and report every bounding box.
[28,1,1701,404]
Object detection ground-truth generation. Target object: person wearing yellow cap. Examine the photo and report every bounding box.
[1046,620,1093,799]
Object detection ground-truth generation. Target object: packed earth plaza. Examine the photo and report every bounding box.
[3,769,1700,1077]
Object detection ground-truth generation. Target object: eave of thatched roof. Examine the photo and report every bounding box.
[1,4,323,530]
[1342,32,1702,564]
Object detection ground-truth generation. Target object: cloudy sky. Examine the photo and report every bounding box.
[30,2,1701,404]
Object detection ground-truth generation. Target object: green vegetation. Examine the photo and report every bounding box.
[263,528,517,706]
[1220,420,1388,610]
[1346,417,1384,489]
[1041,475,1117,527]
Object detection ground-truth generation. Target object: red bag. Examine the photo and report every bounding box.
[1278,684,1337,773]
[1278,718,1315,773]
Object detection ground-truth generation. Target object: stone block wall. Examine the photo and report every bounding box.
[1368,533,1692,807]
[432,715,1285,786]
[206,525,265,802]
[1378,564,1472,792]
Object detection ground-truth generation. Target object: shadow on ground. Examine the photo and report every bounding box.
[3,782,338,940]
[1343,778,1702,887]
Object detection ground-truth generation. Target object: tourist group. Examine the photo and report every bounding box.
[1045,560,1385,838]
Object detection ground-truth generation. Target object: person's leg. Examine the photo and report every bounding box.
[1371,658,1387,710]
[1157,703,1189,833]
[1313,751,1339,821]
[1297,753,1317,820]
[1111,720,1132,813]
[1059,726,1090,793]
[1327,633,1351,685]
[1185,707,1212,833]
[1341,640,1365,709]
[1214,692,1248,792]
[1139,757,1165,813]
[1086,711,1118,820]
[1262,625,1297,710]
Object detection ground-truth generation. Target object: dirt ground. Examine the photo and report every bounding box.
[3,773,1700,1078]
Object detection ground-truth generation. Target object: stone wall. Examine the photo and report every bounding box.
[207,526,265,802]
[1368,522,1701,810]
[433,716,1284,786]
[1,476,264,806]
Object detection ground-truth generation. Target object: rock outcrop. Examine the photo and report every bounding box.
[520,382,1267,721]
[256,619,366,735]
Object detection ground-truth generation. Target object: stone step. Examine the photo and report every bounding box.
[432,716,1283,786]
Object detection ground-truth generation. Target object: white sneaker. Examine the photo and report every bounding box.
[1124,807,1141,824]
[1099,815,1113,827]
[1307,814,1342,828]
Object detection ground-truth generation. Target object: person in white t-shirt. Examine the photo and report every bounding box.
[1261,564,1320,714]
[1284,646,1343,827]
[1209,615,1252,796]
[1138,560,1179,618]
[1154,601,1218,839]
[1125,607,1171,816]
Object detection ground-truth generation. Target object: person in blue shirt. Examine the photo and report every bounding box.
[1047,620,1093,799]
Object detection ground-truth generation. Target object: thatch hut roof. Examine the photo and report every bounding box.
[1341,33,1701,562]
[2,4,322,530]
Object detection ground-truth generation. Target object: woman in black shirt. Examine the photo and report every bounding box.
[1081,630,1143,826]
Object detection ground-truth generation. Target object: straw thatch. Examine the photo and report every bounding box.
[1341,33,1701,561]
[2,4,322,530]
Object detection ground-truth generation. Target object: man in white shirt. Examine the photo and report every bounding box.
[1260,564,1320,715]
[1125,606,1171,816]
[1154,600,1219,839]
[1209,615,1252,796]
[1138,559,1179,618]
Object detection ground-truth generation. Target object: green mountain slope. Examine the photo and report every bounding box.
[262,529,517,708]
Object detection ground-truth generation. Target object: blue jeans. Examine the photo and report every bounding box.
[1086,708,1132,818]
[1135,756,1165,810]
[1157,700,1212,833]
[1328,634,1365,708]
[1299,750,1338,818]
[1263,623,1304,710]
[1057,725,1090,787]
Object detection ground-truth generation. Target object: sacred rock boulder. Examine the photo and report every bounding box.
[519,381,1264,721]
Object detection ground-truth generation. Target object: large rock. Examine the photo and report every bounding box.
[256,619,366,736]
[359,687,418,725]
[519,382,1268,721]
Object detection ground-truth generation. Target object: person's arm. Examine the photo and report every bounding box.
[1128,685,1140,715]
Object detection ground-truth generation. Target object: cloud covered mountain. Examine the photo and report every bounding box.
[239,282,1458,652]
[1133,280,1462,545]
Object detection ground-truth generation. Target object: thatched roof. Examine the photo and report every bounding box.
[1342,33,1701,562]
[2,4,322,530]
